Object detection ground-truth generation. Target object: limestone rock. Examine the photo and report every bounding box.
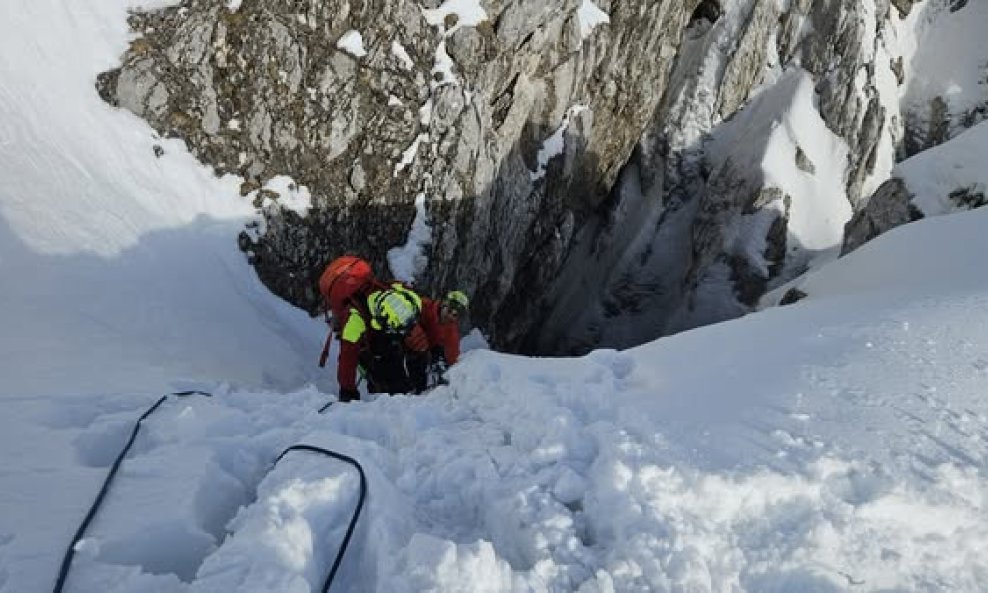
[530,0,904,353]
[841,178,921,255]
[95,0,987,355]
[99,0,701,350]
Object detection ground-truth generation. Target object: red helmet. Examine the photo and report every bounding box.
[319,256,373,313]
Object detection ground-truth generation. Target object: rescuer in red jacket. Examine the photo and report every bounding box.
[318,256,469,402]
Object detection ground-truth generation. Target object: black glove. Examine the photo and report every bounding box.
[339,388,360,403]
[430,346,447,363]
[428,348,449,387]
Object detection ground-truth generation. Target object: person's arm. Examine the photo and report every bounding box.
[337,309,366,400]
[441,321,460,364]
[420,299,442,344]
[337,340,360,392]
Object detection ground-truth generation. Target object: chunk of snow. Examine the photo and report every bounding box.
[531,106,587,182]
[336,30,367,58]
[387,193,431,282]
[577,0,610,40]
[395,133,429,175]
[252,175,313,217]
[391,40,414,70]
[419,99,434,126]
[423,0,489,35]
[461,328,490,353]
[431,41,457,88]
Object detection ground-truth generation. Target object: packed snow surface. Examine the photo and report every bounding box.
[3,2,988,593]
[6,205,988,592]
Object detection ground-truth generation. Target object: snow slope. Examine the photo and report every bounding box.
[0,0,326,398]
[3,2,988,593]
[5,207,987,593]
[898,119,988,215]
[702,69,853,285]
[901,0,988,143]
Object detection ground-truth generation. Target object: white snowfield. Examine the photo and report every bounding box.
[2,2,988,593]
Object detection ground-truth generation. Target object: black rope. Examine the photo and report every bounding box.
[274,444,368,593]
[52,390,366,593]
[52,390,212,593]
[171,390,214,397]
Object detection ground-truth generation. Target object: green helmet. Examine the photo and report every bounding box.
[443,290,469,315]
[368,284,422,334]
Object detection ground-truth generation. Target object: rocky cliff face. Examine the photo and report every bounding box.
[533,0,988,353]
[99,0,704,350]
[840,0,988,254]
[532,0,909,352]
[98,0,987,354]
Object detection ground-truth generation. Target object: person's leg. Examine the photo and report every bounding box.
[357,351,381,394]
[367,344,407,394]
[405,353,429,394]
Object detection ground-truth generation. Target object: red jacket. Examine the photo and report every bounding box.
[337,307,364,392]
[336,292,456,392]
[332,279,388,392]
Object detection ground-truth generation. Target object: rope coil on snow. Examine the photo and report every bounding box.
[52,390,213,593]
[52,391,366,593]
[273,445,368,593]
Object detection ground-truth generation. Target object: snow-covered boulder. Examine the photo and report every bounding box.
[843,118,988,254]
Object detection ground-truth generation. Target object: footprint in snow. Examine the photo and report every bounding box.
[588,349,635,380]
[96,522,214,583]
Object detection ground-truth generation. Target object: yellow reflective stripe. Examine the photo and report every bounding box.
[341,309,366,343]
[367,291,383,330]
[367,285,421,332]
[393,283,422,309]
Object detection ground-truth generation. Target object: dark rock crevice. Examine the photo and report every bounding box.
[689,0,723,28]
